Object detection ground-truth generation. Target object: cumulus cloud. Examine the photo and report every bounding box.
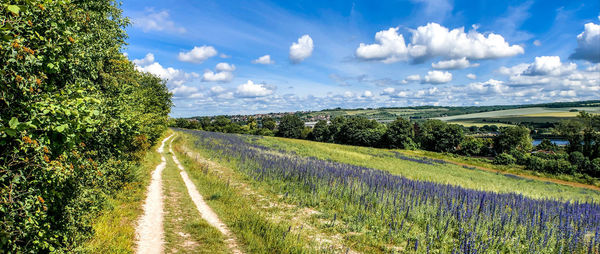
[203,71,234,82]
[363,90,374,97]
[356,23,524,63]
[432,57,479,69]
[467,79,508,95]
[236,80,274,97]
[423,71,452,84]
[533,40,542,46]
[289,35,314,63]
[522,56,576,76]
[178,46,218,63]
[202,63,235,82]
[215,62,236,72]
[133,9,186,33]
[135,60,199,86]
[466,73,477,80]
[570,22,600,63]
[253,55,275,64]
[132,53,155,66]
[356,27,408,63]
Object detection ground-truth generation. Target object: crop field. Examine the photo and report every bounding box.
[172,129,600,253]
[436,107,600,126]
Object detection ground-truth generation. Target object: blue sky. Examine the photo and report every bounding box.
[121,0,600,117]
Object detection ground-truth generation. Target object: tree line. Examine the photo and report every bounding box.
[1,1,172,252]
[173,112,600,180]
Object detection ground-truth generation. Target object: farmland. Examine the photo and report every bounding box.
[435,107,600,126]
[164,129,600,253]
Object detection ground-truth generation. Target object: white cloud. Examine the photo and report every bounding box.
[253,55,275,64]
[363,90,373,97]
[423,71,452,84]
[220,53,231,58]
[432,57,479,69]
[132,53,155,66]
[570,22,600,63]
[289,35,314,63]
[523,56,576,76]
[210,86,226,93]
[178,46,218,63]
[202,63,235,82]
[466,79,508,95]
[356,27,408,63]
[381,87,396,95]
[236,80,274,97]
[466,73,477,79]
[135,62,199,86]
[533,40,542,46]
[343,91,354,98]
[405,74,421,82]
[356,23,524,63]
[203,71,233,82]
[215,62,236,72]
[133,9,186,34]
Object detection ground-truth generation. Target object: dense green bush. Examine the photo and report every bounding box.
[0,1,171,252]
[493,153,516,165]
[418,119,464,153]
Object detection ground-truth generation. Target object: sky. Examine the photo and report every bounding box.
[121,0,600,117]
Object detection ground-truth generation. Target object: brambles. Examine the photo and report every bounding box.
[181,129,600,253]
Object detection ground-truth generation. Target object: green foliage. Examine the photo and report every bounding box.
[383,117,416,149]
[333,116,385,147]
[536,139,558,151]
[261,116,276,131]
[494,126,533,153]
[418,120,464,153]
[277,115,304,138]
[310,120,329,142]
[0,1,171,252]
[493,153,516,165]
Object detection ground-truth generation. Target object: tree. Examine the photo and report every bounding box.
[311,120,330,142]
[0,1,172,251]
[536,139,557,151]
[383,117,416,149]
[334,116,384,147]
[459,136,485,156]
[261,117,276,131]
[418,120,464,152]
[277,115,304,138]
[494,126,533,154]
[328,116,347,143]
[555,119,584,153]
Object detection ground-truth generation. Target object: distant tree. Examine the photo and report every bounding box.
[311,120,330,142]
[494,126,533,154]
[212,116,232,132]
[536,139,557,151]
[418,120,464,152]
[175,118,191,129]
[334,116,384,147]
[383,117,416,149]
[277,115,304,138]
[199,117,212,130]
[301,127,313,140]
[328,116,347,143]
[555,119,584,153]
[459,136,485,156]
[261,117,276,131]
[246,116,258,131]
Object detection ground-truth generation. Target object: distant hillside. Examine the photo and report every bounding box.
[189,100,600,123]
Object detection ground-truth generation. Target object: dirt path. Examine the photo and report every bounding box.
[169,139,243,254]
[135,134,173,254]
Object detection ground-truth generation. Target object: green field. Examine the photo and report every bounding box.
[253,136,600,202]
[435,106,600,126]
[167,130,600,253]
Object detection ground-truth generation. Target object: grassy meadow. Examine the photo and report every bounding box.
[436,106,600,126]
[253,135,600,202]
[170,129,600,253]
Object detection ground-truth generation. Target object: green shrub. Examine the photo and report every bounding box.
[0,1,171,252]
[493,153,516,165]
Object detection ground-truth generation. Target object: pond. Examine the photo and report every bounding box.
[532,139,569,146]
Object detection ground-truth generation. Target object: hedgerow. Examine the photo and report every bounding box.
[0,0,172,252]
